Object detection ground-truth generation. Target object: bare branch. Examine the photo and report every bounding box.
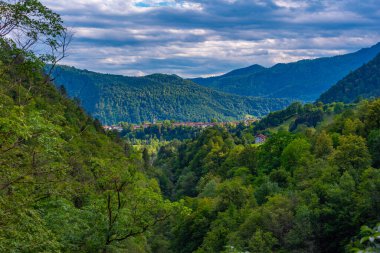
[45,28,73,81]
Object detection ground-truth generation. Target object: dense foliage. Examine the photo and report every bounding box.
[253,101,350,132]
[319,52,380,104]
[51,66,291,125]
[148,99,380,253]
[0,0,70,70]
[192,43,380,101]
[0,24,182,253]
[120,122,203,143]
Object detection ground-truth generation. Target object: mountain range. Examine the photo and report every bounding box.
[52,43,380,125]
[192,43,380,101]
[319,52,380,103]
[52,66,290,125]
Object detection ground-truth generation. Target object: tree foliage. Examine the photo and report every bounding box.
[150,99,380,253]
[0,7,182,250]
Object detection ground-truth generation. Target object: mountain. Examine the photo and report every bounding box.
[191,43,380,101]
[192,64,266,85]
[318,53,380,103]
[52,66,291,125]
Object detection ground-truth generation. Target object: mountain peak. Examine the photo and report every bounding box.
[370,41,380,49]
[145,73,183,83]
[222,64,266,77]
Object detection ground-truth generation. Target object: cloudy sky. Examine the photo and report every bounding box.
[40,0,380,77]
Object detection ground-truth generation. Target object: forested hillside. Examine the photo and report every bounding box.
[0,2,182,251]
[149,100,380,253]
[319,52,380,103]
[192,43,380,101]
[51,66,290,125]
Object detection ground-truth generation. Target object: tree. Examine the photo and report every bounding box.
[318,172,357,252]
[0,0,71,73]
[342,118,364,136]
[216,178,254,210]
[142,147,150,169]
[355,168,380,226]
[314,131,334,158]
[101,175,182,252]
[249,229,278,253]
[257,131,295,173]
[173,198,217,253]
[238,194,296,249]
[331,135,372,180]
[1,0,63,39]
[367,130,380,168]
[197,207,243,253]
[361,95,380,132]
[281,138,313,174]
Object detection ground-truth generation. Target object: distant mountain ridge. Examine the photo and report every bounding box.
[191,43,380,101]
[318,52,380,103]
[52,66,291,125]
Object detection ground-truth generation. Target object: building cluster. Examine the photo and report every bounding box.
[103,125,123,132]
[131,121,227,130]
[103,120,268,144]
[103,119,258,132]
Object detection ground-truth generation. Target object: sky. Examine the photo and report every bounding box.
[40,0,380,77]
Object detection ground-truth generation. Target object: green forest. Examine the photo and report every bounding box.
[145,100,380,253]
[51,66,290,125]
[119,123,203,144]
[1,1,380,253]
[319,52,380,104]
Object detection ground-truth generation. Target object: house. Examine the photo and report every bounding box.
[112,126,123,132]
[255,134,267,144]
[103,125,123,132]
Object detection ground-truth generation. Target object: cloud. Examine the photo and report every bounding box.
[40,0,380,77]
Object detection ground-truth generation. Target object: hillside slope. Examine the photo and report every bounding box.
[0,38,178,252]
[152,99,380,253]
[318,53,380,103]
[192,43,380,101]
[52,66,291,125]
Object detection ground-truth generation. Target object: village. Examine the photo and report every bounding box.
[103,118,268,144]
[103,118,258,132]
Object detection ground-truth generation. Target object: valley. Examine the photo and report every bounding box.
[1,1,380,253]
